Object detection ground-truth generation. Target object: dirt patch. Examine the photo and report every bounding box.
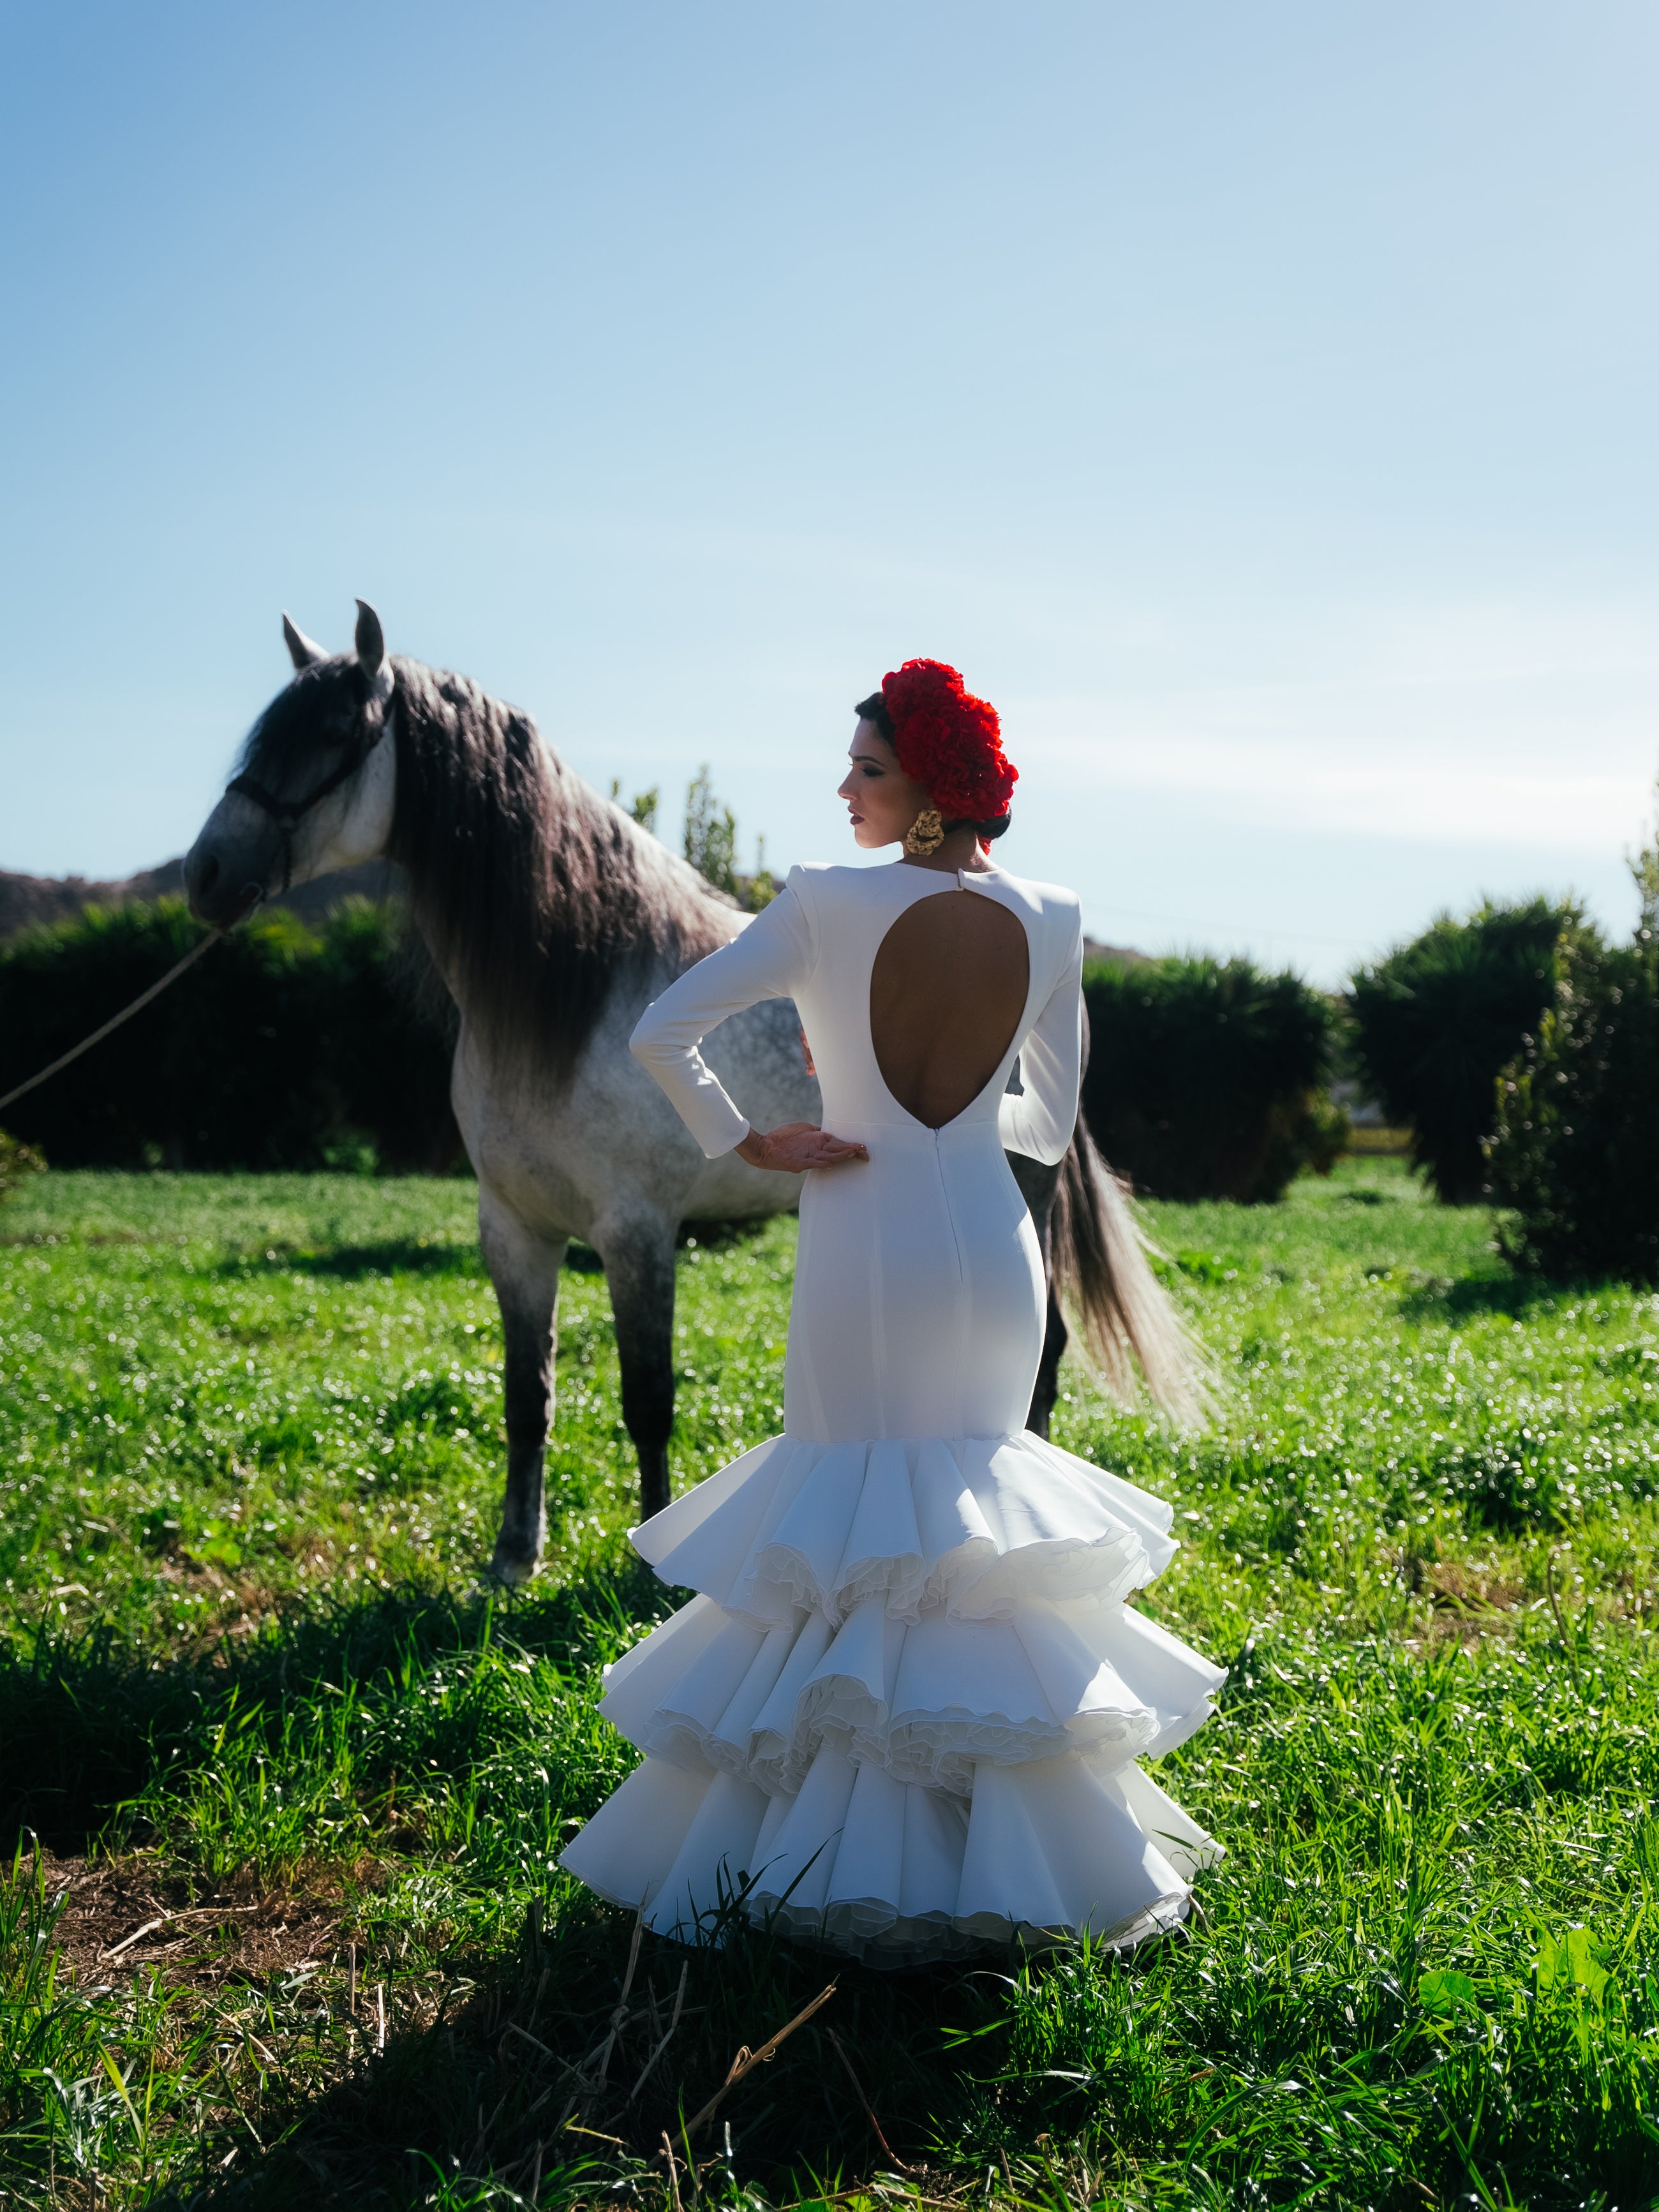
[114,1544,344,1658]
[1402,1559,1528,1649]
[32,1848,372,1993]
[1427,1559,1524,1615]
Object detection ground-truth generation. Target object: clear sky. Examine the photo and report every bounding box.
[4,1,1656,983]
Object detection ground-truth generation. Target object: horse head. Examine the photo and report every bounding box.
[184,600,399,925]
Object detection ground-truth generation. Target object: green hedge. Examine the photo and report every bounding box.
[0,900,458,1172]
[1487,846,1659,1282]
[9,906,1342,1199]
[1082,956,1340,1203]
[1347,898,1568,1205]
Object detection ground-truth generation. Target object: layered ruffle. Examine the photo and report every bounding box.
[558,1738,1219,1969]
[560,1426,1223,1965]
[632,1430,1181,1629]
[600,1583,1223,1799]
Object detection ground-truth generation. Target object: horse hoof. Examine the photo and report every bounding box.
[488,1548,540,1586]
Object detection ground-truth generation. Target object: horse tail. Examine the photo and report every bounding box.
[1050,1115,1213,1427]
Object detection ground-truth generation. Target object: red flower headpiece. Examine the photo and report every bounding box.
[880,658,1017,825]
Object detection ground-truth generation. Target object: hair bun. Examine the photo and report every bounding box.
[878,660,1018,825]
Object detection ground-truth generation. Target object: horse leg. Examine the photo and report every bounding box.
[593,1212,678,1523]
[1009,1152,1068,1439]
[480,1195,568,1584]
[1029,1287,1070,1440]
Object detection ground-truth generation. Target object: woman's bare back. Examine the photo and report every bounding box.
[868,888,1030,1127]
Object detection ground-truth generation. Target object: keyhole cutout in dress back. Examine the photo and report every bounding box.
[869,889,1030,1127]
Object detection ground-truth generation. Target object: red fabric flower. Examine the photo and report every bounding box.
[880,659,1018,823]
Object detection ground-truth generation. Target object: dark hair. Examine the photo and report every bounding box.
[855,689,896,745]
[854,689,1011,841]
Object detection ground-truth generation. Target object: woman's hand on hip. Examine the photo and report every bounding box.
[736,1122,868,1173]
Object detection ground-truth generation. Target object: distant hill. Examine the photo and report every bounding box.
[0,858,405,940]
[1083,936,1149,967]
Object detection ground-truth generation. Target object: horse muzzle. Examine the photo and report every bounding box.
[182,797,278,926]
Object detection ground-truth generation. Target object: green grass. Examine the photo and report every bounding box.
[1,1160,1656,2210]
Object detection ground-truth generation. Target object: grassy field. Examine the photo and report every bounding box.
[1,1160,1656,2211]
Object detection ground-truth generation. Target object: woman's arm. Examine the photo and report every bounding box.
[997,909,1083,1166]
[630,877,865,1171]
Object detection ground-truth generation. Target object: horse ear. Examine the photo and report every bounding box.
[354,599,386,676]
[282,612,327,669]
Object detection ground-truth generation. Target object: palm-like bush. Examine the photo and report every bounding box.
[1347,898,1568,1204]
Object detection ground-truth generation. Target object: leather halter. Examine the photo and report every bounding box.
[225,669,396,896]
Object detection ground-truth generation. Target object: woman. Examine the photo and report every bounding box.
[560,660,1223,1966]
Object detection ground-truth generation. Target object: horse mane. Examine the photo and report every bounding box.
[387,656,734,1082]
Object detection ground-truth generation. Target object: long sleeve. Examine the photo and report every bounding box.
[998,912,1083,1166]
[629,873,817,1157]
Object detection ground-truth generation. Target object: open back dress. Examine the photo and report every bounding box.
[558,859,1223,1966]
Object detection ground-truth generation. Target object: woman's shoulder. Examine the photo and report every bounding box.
[781,859,1079,933]
[779,861,906,905]
[979,864,1082,920]
[783,861,886,883]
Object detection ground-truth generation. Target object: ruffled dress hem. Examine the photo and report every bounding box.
[558,1427,1224,1967]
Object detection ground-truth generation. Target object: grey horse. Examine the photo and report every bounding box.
[184,604,1202,1581]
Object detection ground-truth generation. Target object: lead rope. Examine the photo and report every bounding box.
[0,926,225,1115]
[1,662,396,1121]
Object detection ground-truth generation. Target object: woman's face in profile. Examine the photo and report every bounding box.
[838,718,932,850]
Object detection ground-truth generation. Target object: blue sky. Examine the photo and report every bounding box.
[3,1,1656,983]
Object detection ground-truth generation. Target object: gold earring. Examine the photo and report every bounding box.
[904,806,945,857]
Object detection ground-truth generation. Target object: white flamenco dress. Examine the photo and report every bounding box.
[559,859,1224,1966]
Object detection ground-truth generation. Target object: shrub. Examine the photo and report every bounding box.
[0,898,458,1171]
[1081,956,1338,1203]
[1487,829,1659,1282]
[609,779,659,834]
[682,764,739,897]
[0,1127,45,1201]
[683,766,776,910]
[1348,898,1568,1203]
[304,900,461,1172]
